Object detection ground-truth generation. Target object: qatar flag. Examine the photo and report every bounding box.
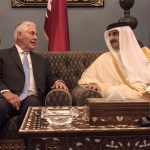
[44,0,70,52]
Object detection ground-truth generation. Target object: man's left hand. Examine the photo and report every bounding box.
[51,81,68,91]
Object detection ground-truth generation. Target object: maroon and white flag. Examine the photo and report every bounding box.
[44,0,70,52]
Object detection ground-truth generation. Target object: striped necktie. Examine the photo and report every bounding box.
[19,52,30,101]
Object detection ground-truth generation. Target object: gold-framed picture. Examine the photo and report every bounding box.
[12,0,104,8]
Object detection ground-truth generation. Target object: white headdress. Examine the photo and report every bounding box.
[104,24,150,84]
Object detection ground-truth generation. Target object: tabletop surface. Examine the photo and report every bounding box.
[19,106,150,136]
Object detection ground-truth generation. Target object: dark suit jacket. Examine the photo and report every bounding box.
[0,46,58,99]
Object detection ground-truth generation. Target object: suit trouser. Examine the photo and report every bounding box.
[0,95,43,133]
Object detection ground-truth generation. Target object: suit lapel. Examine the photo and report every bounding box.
[9,46,24,72]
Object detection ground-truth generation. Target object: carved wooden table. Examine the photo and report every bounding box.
[19,106,150,150]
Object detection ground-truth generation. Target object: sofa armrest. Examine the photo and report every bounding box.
[45,89,72,106]
[71,85,101,106]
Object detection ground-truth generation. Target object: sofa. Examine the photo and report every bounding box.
[0,51,103,149]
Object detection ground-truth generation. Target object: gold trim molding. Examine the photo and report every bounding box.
[12,0,104,8]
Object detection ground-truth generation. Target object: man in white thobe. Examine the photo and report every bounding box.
[78,22,150,101]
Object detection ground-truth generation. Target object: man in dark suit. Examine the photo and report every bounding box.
[0,21,68,132]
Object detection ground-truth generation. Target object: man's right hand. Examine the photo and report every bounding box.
[2,91,20,110]
[141,92,150,101]
[84,83,101,93]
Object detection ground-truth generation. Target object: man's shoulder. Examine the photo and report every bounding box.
[0,46,15,55]
[31,51,43,59]
[91,52,111,65]
[97,51,111,59]
[30,51,46,66]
